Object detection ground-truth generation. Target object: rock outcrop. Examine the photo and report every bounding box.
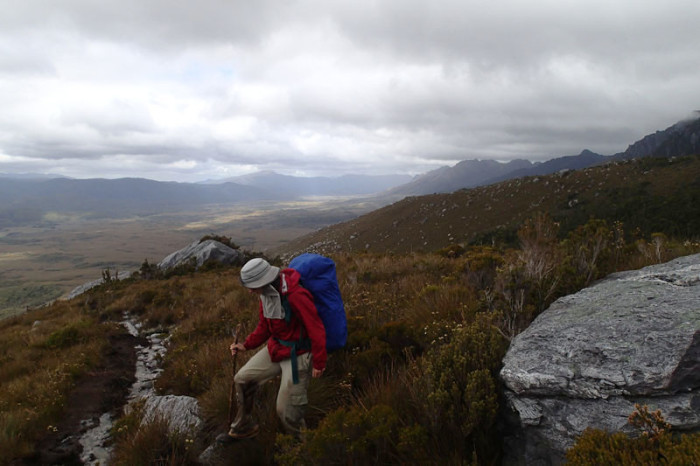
[158,239,244,271]
[500,253,700,465]
[141,395,202,435]
[68,240,243,300]
[67,270,132,299]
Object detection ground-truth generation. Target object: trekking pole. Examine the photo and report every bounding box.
[227,323,243,426]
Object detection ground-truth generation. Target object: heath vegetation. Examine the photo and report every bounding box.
[2,212,699,464]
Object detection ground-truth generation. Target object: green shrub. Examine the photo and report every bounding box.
[43,320,93,349]
[436,244,466,258]
[423,315,508,461]
[461,245,505,290]
[137,259,162,280]
[345,320,422,387]
[199,234,239,249]
[44,326,81,349]
[275,404,405,465]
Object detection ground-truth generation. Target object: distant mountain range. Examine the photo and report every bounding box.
[0,173,411,228]
[383,158,533,197]
[384,113,700,197]
[204,171,413,197]
[2,113,699,229]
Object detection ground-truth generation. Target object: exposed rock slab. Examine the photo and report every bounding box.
[500,253,700,465]
[67,270,132,299]
[68,239,241,300]
[158,239,244,271]
[141,395,202,435]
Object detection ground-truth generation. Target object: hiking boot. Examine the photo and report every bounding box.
[227,424,260,439]
[228,382,259,437]
[215,424,260,444]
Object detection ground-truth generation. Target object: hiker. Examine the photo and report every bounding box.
[225,257,327,440]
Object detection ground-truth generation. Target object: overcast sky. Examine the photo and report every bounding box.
[1,0,699,182]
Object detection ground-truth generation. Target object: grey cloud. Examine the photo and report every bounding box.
[58,100,157,136]
[1,0,700,181]
[0,41,56,76]
[0,0,293,52]
[330,0,700,68]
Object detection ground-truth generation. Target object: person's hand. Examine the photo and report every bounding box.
[230,342,246,356]
[312,368,325,378]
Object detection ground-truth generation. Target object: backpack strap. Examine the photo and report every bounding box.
[275,337,311,384]
[282,293,292,324]
[277,293,311,384]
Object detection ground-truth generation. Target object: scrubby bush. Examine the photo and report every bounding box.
[422,315,508,461]
[276,404,410,465]
[461,245,505,290]
[44,324,82,349]
[436,243,466,258]
[137,258,162,280]
[344,320,421,386]
[199,234,239,249]
[277,315,508,465]
[516,212,563,312]
[569,219,610,282]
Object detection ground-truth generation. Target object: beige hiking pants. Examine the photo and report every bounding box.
[234,347,311,435]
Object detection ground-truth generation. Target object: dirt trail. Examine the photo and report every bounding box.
[16,332,144,465]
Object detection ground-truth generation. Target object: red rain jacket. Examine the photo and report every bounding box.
[243,268,327,371]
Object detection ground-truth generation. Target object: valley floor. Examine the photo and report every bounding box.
[0,198,371,317]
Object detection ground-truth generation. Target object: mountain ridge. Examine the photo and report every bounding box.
[381,113,700,197]
[383,158,533,196]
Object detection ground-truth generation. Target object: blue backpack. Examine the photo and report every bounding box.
[288,253,347,352]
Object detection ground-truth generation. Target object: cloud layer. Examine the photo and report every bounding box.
[1,0,699,181]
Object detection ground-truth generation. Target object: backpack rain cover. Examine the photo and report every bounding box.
[288,253,347,352]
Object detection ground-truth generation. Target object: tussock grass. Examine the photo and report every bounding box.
[110,402,201,466]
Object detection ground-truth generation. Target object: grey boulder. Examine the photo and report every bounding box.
[140,394,202,435]
[500,253,700,465]
[158,239,244,271]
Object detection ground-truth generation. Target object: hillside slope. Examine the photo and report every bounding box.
[274,155,700,257]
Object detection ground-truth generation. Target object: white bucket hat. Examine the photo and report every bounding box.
[240,258,280,288]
